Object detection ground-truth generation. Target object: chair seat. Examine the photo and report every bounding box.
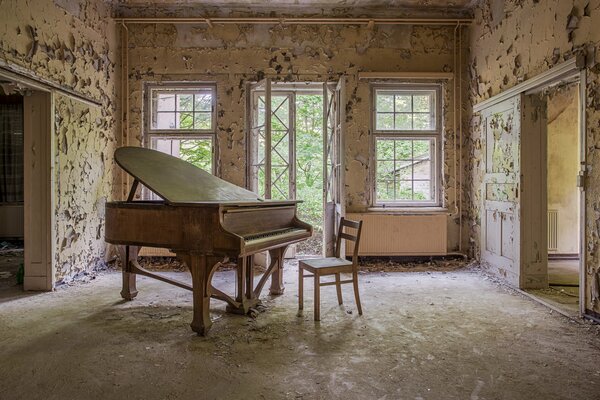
[299,257,352,274]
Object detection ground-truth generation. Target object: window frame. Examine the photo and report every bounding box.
[371,84,442,208]
[143,82,218,176]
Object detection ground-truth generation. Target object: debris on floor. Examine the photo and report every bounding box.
[358,256,476,273]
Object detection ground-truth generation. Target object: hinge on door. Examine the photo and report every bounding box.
[577,170,586,189]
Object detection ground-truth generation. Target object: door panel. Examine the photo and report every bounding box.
[479,94,548,289]
[23,91,53,290]
[480,97,521,287]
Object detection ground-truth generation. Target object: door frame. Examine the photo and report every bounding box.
[474,58,587,316]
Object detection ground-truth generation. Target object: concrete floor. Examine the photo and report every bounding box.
[527,260,580,317]
[1,261,600,400]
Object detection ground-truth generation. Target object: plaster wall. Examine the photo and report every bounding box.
[124,22,469,252]
[547,85,579,255]
[468,0,600,313]
[0,0,119,283]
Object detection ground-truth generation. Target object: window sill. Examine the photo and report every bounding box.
[365,207,449,215]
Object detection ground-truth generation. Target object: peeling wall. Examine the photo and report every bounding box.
[547,85,579,255]
[0,0,119,283]
[125,22,469,251]
[468,0,600,314]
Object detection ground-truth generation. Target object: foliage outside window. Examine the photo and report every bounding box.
[145,84,216,182]
[373,86,441,206]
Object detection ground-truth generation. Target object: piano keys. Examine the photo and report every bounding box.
[105,147,312,335]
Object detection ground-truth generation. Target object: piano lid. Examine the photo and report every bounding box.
[115,146,262,204]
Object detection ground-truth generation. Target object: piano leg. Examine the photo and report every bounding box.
[183,253,220,336]
[269,246,288,295]
[228,255,258,315]
[119,245,140,300]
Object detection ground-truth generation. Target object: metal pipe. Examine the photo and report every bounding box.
[458,24,463,253]
[115,17,472,25]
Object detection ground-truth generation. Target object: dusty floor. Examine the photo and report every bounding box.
[1,261,599,400]
[527,260,580,317]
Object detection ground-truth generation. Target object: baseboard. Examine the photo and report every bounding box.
[548,253,579,261]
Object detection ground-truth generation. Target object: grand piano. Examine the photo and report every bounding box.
[105,147,312,335]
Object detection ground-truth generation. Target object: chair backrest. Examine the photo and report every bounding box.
[334,217,363,268]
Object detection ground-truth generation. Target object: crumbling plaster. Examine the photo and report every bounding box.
[0,0,119,283]
[124,22,469,251]
[468,0,600,314]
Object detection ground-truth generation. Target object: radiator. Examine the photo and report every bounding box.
[547,209,559,252]
[345,213,447,256]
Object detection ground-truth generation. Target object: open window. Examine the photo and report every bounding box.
[372,85,441,207]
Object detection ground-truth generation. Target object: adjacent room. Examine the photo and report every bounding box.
[1,1,600,399]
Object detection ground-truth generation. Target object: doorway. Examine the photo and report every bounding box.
[248,80,344,257]
[0,85,24,288]
[537,82,581,315]
[0,77,52,291]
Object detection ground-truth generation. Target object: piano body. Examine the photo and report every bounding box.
[105,147,312,335]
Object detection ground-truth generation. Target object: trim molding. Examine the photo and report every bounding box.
[358,72,454,80]
[473,57,583,113]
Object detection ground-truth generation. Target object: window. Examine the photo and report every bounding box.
[372,86,441,206]
[145,83,216,175]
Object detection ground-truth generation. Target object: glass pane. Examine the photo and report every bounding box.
[376,113,394,130]
[413,160,431,180]
[413,94,431,112]
[376,160,394,181]
[377,180,395,201]
[176,112,194,129]
[177,94,194,111]
[272,96,290,130]
[195,94,212,111]
[156,93,175,111]
[394,160,412,180]
[395,139,412,160]
[396,180,413,200]
[194,113,211,130]
[152,138,212,173]
[413,140,431,159]
[395,95,411,112]
[257,165,266,198]
[376,94,394,112]
[257,130,265,164]
[257,98,266,127]
[395,113,412,130]
[414,180,431,201]
[376,139,395,160]
[179,139,213,172]
[155,112,175,129]
[413,114,432,130]
[271,166,289,200]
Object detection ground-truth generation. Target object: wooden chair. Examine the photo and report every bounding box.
[298,217,363,321]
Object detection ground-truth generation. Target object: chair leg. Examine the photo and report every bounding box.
[352,272,363,315]
[298,265,303,311]
[335,273,343,305]
[314,273,320,321]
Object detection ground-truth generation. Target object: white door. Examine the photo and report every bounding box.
[323,77,345,257]
[479,96,522,286]
[479,94,547,289]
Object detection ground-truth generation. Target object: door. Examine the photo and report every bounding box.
[23,91,53,290]
[479,94,547,289]
[323,77,345,257]
[480,96,521,287]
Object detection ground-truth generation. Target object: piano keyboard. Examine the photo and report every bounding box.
[244,227,308,244]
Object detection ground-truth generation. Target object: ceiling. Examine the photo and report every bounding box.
[117,0,475,6]
[114,0,477,18]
